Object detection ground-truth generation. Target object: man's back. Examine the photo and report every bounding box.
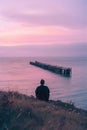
[35,85,49,101]
[35,79,50,101]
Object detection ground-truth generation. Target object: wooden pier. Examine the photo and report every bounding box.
[30,61,72,77]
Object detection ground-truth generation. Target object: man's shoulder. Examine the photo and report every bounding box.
[44,85,48,88]
[36,85,49,91]
[44,86,49,90]
[36,86,41,90]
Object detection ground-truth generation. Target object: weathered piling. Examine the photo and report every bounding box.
[30,61,72,77]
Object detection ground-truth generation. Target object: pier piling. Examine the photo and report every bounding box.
[30,61,72,77]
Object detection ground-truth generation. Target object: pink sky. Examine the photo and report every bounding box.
[0,0,87,46]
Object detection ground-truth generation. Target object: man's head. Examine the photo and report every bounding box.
[40,79,45,85]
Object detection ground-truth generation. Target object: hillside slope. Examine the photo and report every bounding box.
[0,91,87,130]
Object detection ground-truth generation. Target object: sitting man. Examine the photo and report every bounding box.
[35,79,50,101]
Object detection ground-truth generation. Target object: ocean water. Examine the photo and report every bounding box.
[0,57,87,110]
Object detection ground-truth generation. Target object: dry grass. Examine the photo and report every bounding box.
[0,91,87,130]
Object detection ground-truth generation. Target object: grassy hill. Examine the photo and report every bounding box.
[0,91,87,130]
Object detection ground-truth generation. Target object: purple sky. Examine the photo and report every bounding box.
[0,0,87,56]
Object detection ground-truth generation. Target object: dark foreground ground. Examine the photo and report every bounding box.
[0,91,87,130]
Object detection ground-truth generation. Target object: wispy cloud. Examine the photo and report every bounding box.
[1,0,87,28]
[0,0,87,46]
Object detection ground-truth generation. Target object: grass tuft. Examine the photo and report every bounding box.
[0,91,87,130]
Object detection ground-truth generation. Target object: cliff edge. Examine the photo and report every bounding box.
[0,91,87,130]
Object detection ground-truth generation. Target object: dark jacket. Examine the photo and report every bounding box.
[35,85,50,101]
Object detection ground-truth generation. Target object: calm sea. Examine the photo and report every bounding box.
[0,57,87,110]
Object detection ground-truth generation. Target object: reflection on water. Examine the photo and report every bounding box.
[0,57,87,110]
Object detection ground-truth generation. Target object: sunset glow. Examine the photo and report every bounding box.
[0,0,87,45]
[0,0,87,56]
